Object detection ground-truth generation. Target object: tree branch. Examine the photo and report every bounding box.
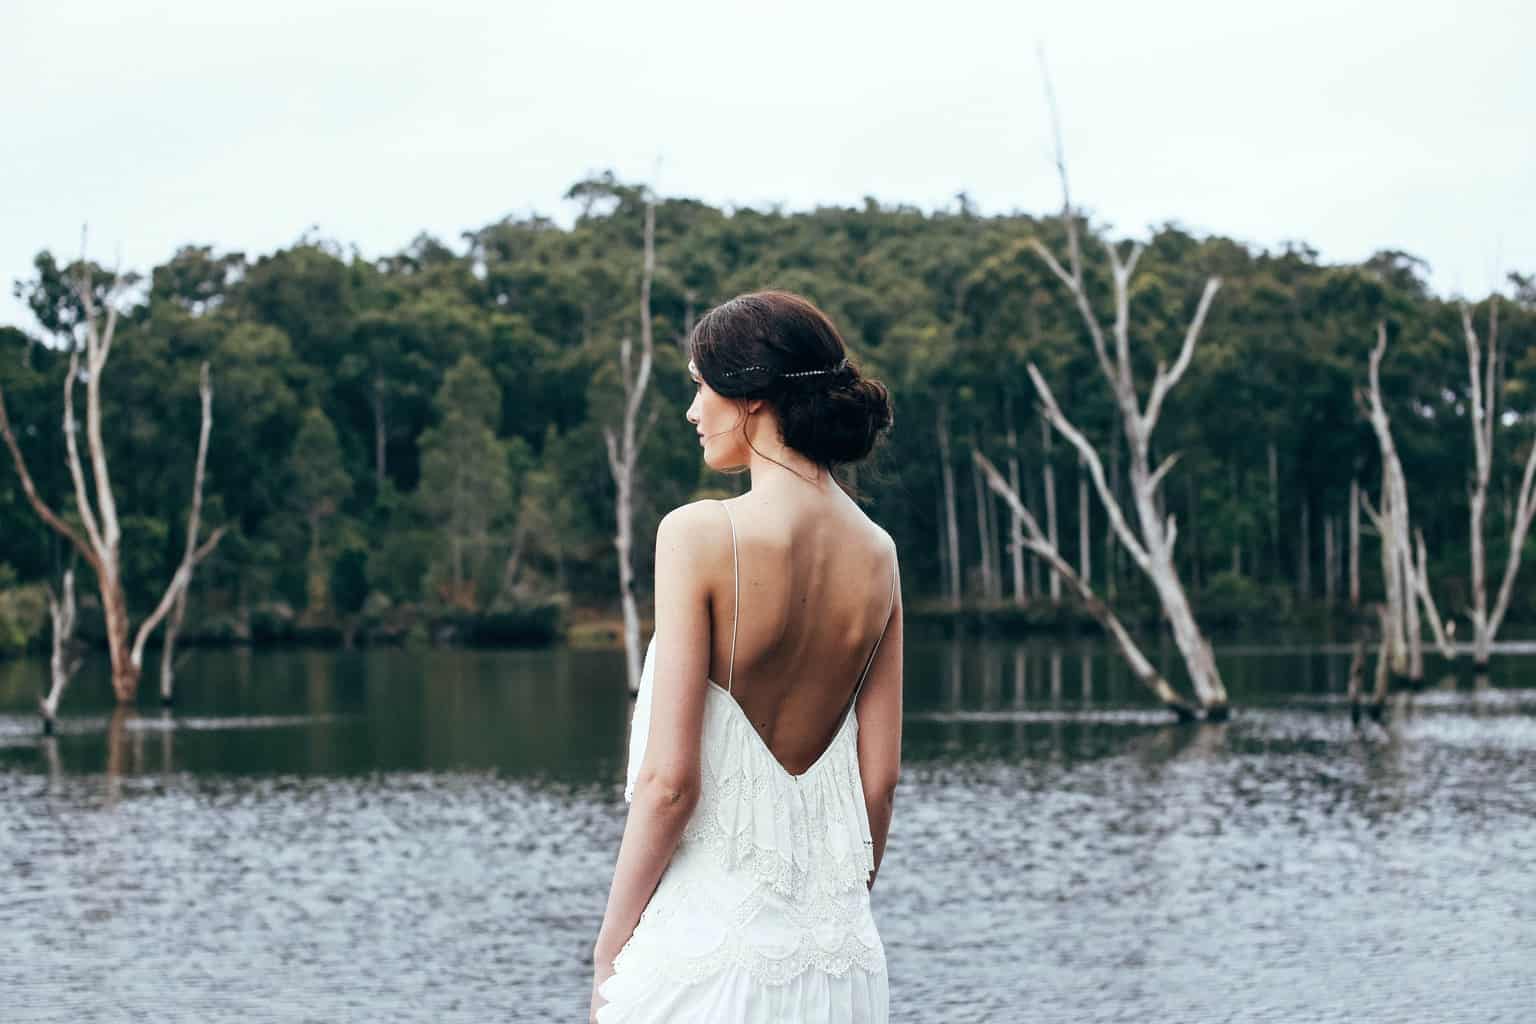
[0,377,100,570]
[1145,277,1221,431]
[1146,451,1181,497]
[1027,362,1151,570]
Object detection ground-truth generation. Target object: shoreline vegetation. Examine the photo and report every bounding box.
[5,581,1533,661]
[2,175,1533,712]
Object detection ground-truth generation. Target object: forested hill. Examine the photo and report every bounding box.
[2,175,1533,649]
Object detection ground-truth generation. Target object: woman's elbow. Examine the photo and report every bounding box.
[634,769,700,818]
[863,767,900,805]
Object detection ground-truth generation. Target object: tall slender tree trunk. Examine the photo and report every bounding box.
[984,458,1003,599]
[159,588,188,705]
[1078,459,1091,586]
[1349,478,1361,609]
[1107,422,1121,598]
[1324,514,1337,606]
[936,402,962,608]
[1268,440,1280,572]
[1042,417,1060,601]
[971,448,994,599]
[1005,399,1027,605]
[1298,498,1311,600]
[372,373,387,491]
[307,513,331,618]
[936,486,948,603]
[603,195,660,693]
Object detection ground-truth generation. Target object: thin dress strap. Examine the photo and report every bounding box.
[848,563,898,711]
[718,499,740,694]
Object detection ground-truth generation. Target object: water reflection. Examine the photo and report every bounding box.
[1,638,1534,1021]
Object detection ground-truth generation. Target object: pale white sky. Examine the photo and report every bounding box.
[3,0,1532,334]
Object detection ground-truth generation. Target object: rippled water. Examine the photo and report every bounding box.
[2,640,1534,1022]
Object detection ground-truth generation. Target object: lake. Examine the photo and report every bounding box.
[2,636,1534,1022]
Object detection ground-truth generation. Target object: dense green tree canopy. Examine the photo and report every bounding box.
[2,179,1532,648]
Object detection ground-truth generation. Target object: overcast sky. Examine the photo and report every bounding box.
[4,0,1532,334]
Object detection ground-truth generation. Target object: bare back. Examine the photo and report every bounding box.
[707,493,898,776]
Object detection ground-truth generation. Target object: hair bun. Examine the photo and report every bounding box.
[778,367,893,466]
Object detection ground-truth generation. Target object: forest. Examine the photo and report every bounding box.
[2,173,1533,668]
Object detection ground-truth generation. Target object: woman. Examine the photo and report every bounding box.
[591,290,902,1023]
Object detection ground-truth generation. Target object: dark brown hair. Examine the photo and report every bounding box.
[689,291,894,472]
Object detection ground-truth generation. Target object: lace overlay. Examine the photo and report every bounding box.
[681,683,878,901]
[602,635,887,1012]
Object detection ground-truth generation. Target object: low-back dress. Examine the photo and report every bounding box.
[596,499,896,1023]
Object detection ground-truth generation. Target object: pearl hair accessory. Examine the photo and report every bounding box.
[721,356,849,379]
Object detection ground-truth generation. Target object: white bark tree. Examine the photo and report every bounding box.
[1017,161,1229,715]
[1357,322,1457,681]
[1461,297,1536,668]
[40,568,84,734]
[159,362,220,705]
[0,252,228,705]
[603,195,660,694]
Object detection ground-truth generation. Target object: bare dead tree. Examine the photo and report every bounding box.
[0,245,228,705]
[1462,297,1536,668]
[1012,56,1229,717]
[975,451,1198,721]
[603,194,661,694]
[40,568,85,734]
[159,362,220,705]
[1357,323,1456,681]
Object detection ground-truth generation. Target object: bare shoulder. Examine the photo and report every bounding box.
[657,499,727,546]
[865,518,898,565]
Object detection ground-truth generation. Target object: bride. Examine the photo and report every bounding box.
[590,290,902,1023]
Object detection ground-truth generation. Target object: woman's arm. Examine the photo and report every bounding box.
[592,502,718,963]
[855,545,903,890]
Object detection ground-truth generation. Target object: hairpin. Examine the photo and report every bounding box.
[721,357,849,379]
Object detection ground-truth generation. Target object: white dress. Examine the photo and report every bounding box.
[597,499,895,1023]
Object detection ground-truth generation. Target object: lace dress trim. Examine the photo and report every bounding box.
[626,640,876,899]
